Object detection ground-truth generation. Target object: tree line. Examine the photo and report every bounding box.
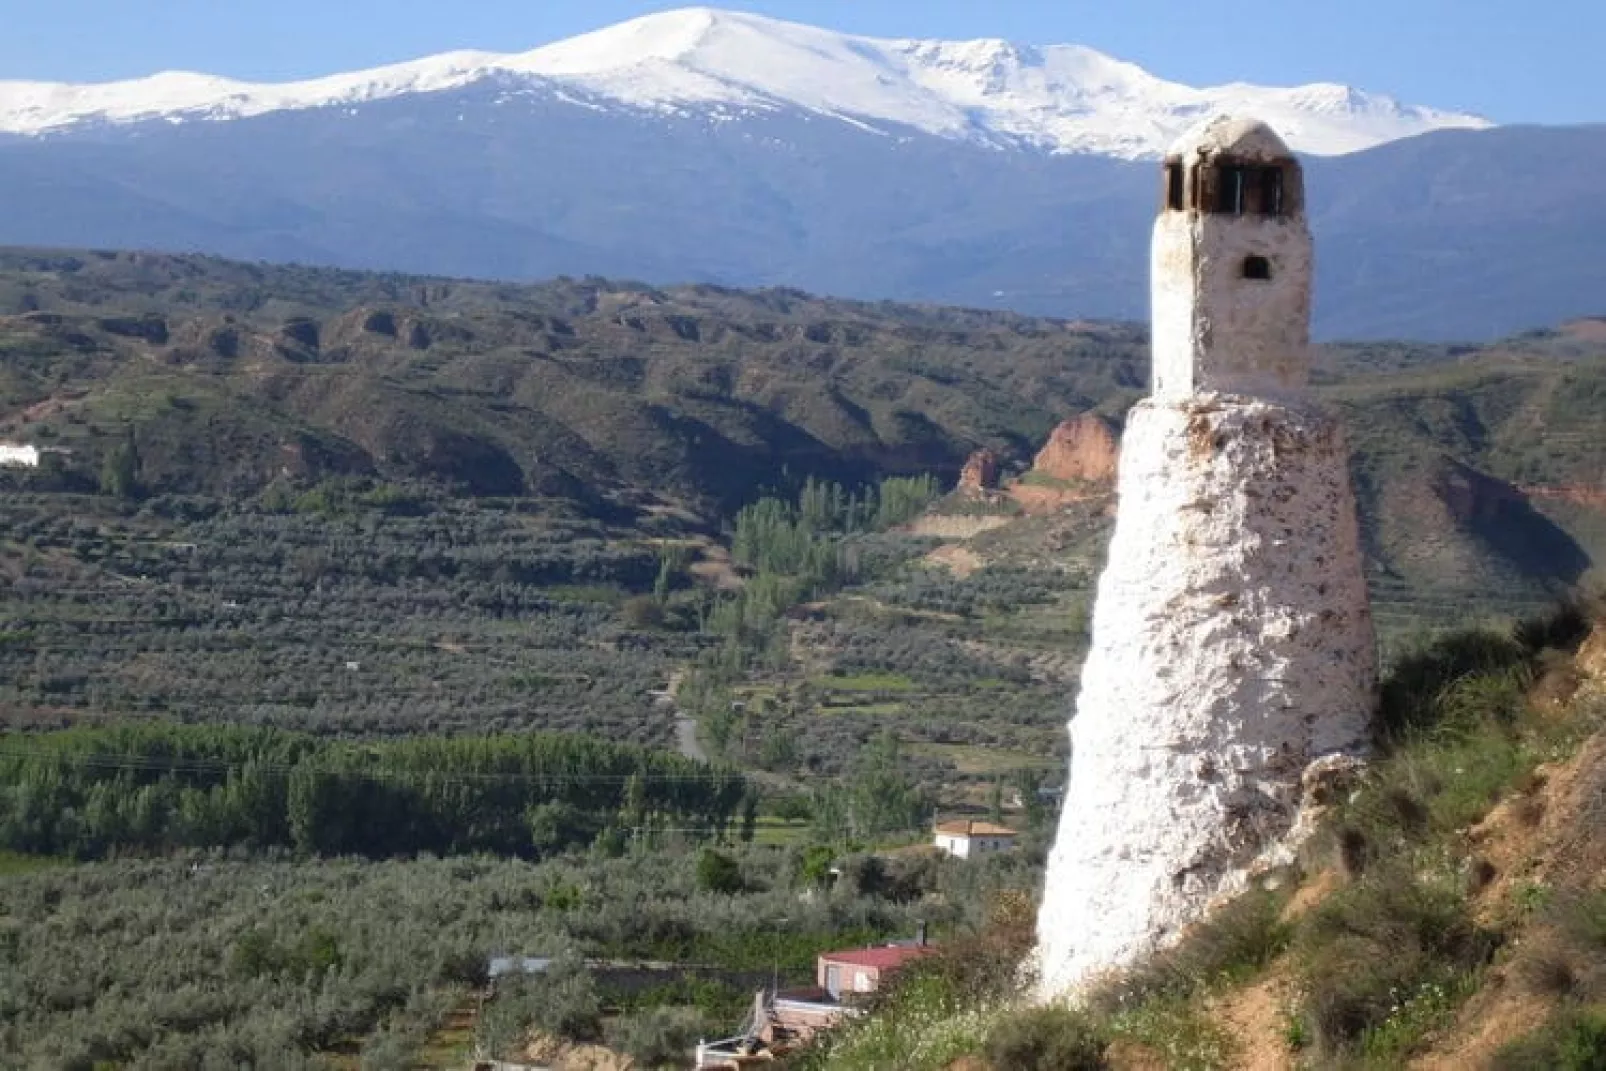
[731,474,940,581]
[0,724,747,860]
[688,475,942,755]
[711,474,941,658]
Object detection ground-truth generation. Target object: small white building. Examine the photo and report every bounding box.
[933,819,1017,859]
[0,444,40,468]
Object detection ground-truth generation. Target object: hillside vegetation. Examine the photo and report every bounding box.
[801,605,1606,1070]
[2,246,1604,774]
[0,247,1148,507]
[2,249,1606,1067]
[1,247,1603,594]
[0,835,1044,1067]
[0,723,746,860]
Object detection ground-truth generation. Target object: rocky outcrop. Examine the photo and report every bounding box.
[1031,414,1120,484]
[957,448,1002,495]
[1578,624,1606,689]
[990,414,1121,515]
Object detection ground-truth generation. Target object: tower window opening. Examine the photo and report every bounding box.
[1215,166,1247,215]
[1165,163,1185,211]
[1259,167,1285,216]
[1242,255,1272,280]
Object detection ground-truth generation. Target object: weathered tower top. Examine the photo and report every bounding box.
[1150,117,1312,402]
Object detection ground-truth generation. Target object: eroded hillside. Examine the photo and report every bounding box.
[2,249,1603,614]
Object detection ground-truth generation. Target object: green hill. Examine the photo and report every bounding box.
[0,247,1153,507]
[2,246,1604,752]
[3,249,1605,1070]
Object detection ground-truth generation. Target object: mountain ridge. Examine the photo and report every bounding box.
[0,6,1488,157]
[0,244,1601,622]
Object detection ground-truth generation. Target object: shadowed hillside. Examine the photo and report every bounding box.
[0,248,1150,508]
[2,247,1604,616]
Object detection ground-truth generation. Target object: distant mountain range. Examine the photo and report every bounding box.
[0,8,1487,156]
[0,8,1600,339]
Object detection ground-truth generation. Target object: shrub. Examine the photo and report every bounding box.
[794,843,835,889]
[536,961,604,1041]
[695,849,743,894]
[1552,890,1606,956]
[983,1004,1106,1071]
[1328,655,1541,876]
[526,801,594,857]
[621,594,666,629]
[359,1029,419,1070]
[1156,886,1290,986]
[1291,866,1497,1058]
[1376,628,1528,742]
[1513,938,1580,997]
[897,888,1036,1008]
[477,956,603,1051]
[1086,887,1290,1014]
[1491,1008,1606,1070]
[1513,890,1606,1000]
[1511,597,1596,655]
[605,1007,704,1069]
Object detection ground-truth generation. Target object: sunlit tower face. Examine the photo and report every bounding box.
[1150,117,1311,402]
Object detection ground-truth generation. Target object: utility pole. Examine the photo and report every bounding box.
[771,916,790,999]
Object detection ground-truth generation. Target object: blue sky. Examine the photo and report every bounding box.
[1,0,1599,125]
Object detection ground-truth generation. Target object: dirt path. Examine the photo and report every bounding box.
[674,714,707,763]
[664,669,708,763]
[1208,966,1296,1071]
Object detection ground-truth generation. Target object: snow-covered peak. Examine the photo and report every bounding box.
[512,7,731,73]
[0,7,1491,157]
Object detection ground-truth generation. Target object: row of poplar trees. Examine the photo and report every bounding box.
[0,724,747,860]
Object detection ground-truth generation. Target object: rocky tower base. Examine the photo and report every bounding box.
[1036,396,1376,1000]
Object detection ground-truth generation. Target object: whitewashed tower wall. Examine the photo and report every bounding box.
[1036,117,1377,1000]
[1151,119,1312,400]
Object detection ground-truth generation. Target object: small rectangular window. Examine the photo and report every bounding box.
[1165,163,1185,211]
[1260,168,1284,216]
[1215,167,1245,215]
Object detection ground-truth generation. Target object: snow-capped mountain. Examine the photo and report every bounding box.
[0,7,1488,157]
[0,8,1594,341]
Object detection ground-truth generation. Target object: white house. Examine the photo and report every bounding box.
[0,444,40,468]
[933,819,1017,859]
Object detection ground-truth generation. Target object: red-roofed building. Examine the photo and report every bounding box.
[933,818,1018,859]
[695,930,937,1068]
[816,942,935,1000]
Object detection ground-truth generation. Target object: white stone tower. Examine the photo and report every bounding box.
[1151,118,1311,402]
[1035,117,1376,1000]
